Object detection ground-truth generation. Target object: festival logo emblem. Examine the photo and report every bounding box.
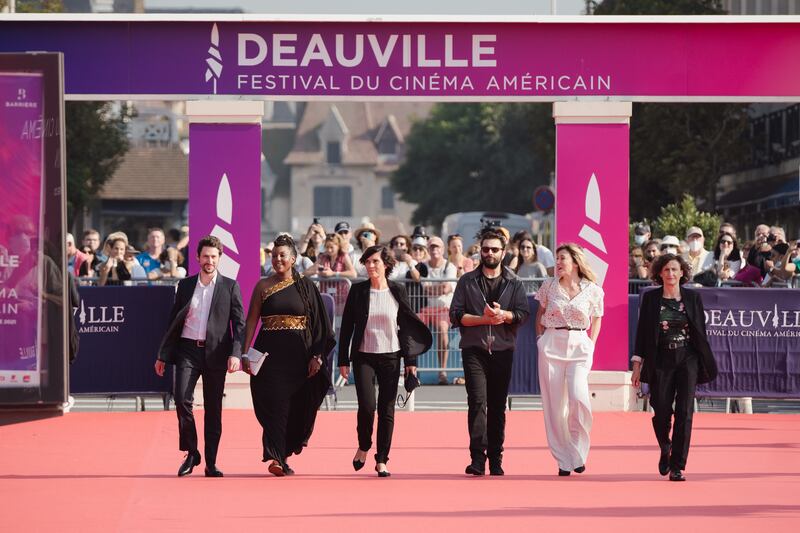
[577,173,609,286]
[209,173,241,280]
[205,24,223,94]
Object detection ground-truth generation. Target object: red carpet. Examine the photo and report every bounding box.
[1,411,799,532]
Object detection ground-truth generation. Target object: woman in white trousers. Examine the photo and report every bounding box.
[535,243,604,476]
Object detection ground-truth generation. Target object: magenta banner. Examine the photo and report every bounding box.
[1,20,800,99]
[188,123,262,304]
[0,72,44,388]
[555,123,630,371]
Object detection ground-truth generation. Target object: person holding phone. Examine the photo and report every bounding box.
[450,228,530,476]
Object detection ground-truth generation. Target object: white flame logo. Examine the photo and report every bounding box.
[772,304,779,328]
[205,23,223,95]
[577,173,609,286]
[79,300,86,325]
[209,173,241,280]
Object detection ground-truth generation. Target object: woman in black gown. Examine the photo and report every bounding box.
[241,235,335,476]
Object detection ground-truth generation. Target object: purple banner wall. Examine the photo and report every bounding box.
[1,21,800,99]
[555,123,630,371]
[188,123,261,304]
[696,288,800,398]
[0,72,44,388]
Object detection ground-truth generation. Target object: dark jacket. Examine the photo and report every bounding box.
[634,286,718,385]
[449,266,530,352]
[338,280,433,367]
[157,274,245,370]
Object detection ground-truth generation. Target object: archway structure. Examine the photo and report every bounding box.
[3,14,799,375]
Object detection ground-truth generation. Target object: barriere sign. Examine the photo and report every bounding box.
[2,18,800,100]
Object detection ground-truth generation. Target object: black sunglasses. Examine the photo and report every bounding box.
[481,246,502,254]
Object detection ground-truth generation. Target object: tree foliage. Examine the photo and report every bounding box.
[591,0,723,15]
[5,0,64,12]
[650,194,722,241]
[65,102,130,230]
[593,0,752,220]
[392,103,553,228]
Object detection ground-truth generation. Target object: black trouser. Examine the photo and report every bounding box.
[462,347,514,464]
[353,351,401,464]
[174,340,227,467]
[649,346,699,471]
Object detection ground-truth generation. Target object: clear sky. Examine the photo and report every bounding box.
[145,0,589,16]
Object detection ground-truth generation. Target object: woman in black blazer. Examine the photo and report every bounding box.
[631,253,718,482]
[338,245,433,477]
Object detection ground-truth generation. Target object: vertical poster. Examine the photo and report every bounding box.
[555,123,630,371]
[188,123,262,303]
[0,73,44,387]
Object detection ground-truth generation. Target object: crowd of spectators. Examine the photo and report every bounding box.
[71,226,189,286]
[268,220,556,384]
[629,222,799,288]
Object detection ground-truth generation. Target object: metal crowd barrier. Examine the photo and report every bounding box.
[307,276,546,383]
[76,276,182,287]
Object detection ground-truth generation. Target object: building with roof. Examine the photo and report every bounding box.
[282,101,433,239]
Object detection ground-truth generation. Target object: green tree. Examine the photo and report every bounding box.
[651,194,722,242]
[65,102,130,230]
[392,103,553,228]
[592,0,752,220]
[6,0,64,12]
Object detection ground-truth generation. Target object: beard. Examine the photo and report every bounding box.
[481,255,501,269]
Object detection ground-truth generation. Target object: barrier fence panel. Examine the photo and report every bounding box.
[70,285,175,395]
[629,288,800,398]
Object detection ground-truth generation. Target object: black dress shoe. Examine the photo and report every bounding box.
[204,466,224,477]
[659,447,670,476]
[177,451,201,477]
[283,463,295,476]
[558,469,571,476]
[573,465,586,474]
[375,464,391,478]
[465,462,485,476]
[669,469,686,482]
[489,459,504,476]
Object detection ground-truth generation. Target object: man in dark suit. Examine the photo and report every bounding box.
[155,235,245,477]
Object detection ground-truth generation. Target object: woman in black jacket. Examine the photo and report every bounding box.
[338,245,432,477]
[631,253,718,482]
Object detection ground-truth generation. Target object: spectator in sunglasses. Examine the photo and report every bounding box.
[712,232,741,281]
[77,246,101,278]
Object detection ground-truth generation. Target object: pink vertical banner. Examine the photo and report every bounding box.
[0,72,44,386]
[555,117,630,371]
[188,123,262,305]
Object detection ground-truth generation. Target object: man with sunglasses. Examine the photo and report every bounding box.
[450,228,530,476]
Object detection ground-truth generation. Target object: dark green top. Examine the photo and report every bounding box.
[658,297,689,347]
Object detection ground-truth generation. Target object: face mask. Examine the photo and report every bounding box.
[634,235,646,246]
[688,240,703,253]
[663,247,677,255]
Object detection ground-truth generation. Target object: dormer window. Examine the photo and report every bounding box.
[377,135,397,155]
[326,141,342,164]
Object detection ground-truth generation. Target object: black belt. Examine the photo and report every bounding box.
[181,338,206,347]
[660,340,687,350]
[554,327,587,331]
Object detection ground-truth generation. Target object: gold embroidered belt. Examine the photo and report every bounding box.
[261,315,307,330]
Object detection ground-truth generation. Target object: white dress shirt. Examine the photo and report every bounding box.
[181,273,217,341]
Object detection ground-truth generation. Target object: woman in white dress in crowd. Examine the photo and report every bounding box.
[534,243,604,476]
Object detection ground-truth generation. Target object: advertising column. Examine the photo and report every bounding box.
[0,72,44,388]
[553,102,632,372]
